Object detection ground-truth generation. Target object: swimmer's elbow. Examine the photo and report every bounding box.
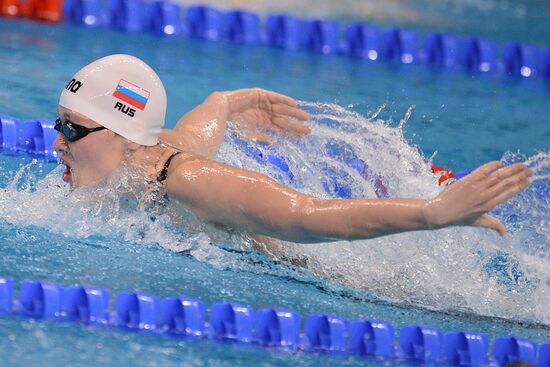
[205,91,229,111]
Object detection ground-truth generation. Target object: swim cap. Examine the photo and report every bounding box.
[59,54,166,146]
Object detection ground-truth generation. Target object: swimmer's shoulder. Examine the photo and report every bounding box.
[163,153,214,211]
[165,150,203,172]
[159,128,202,153]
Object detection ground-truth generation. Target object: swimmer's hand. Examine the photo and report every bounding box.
[171,89,309,158]
[422,161,533,235]
[225,88,310,143]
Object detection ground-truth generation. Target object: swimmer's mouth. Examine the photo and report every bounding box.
[62,163,72,183]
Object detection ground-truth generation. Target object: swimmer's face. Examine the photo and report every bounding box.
[54,106,129,188]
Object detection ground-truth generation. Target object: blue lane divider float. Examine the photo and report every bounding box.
[398,325,443,363]
[18,280,64,318]
[0,115,19,150]
[115,291,161,329]
[422,33,458,67]
[160,297,205,336]
[264,14,302,50]
[540,344,550,367]
[444,331,489,367]
[304,314,348,351]
[143,0,181,36]
[349,320,394,358]
[381,28,418,64]
[62,0,101,26]
[63,285,110,323]
[104,0,144,32]
[0,115,57,160]
[1,277,548,365]
[222,10,260,45]
[185,5,222,41]
[51,1,550,79]
[502,43,540,78]
[300,19,339,55]
[0,278,14,313]
[18,120,43,153]
[542,49,550,79]
[343,23,380,60]
[209,303,254,342]
[459,37,497,73]
[255,308,301,347]
[493,337,538,367]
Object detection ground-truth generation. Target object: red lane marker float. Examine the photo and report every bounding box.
[1,0,63,22]
[432,165,456,186]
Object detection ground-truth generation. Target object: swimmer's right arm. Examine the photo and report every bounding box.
[162,89,310,158]
[166,159,532,243]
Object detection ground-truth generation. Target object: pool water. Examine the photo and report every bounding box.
[0,12,549,367]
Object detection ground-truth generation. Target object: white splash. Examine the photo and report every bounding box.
[219,101,550,326]
[0,164,210,253]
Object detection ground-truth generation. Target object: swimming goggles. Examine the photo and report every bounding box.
[54,118,106,142]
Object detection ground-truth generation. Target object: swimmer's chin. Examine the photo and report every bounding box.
[59,167,101,191]
[62,166,73,185]
[60,164,109,190]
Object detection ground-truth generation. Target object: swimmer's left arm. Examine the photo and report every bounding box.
[163,89,310,158]
[166,157,433,242]
[166,159,532,243]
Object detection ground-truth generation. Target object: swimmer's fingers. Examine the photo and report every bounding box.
[249,132,275,144]
[271,103,310,122]
[230,88,311,137]
[238,125,276,144]
[241,116,306,142]
[481,163,531,189]
[264,90,299,108]
[230,88,299,115]
[272,115,311,135]
[483,173,531,210]
[472,215,506,236]
[467,161,502,182]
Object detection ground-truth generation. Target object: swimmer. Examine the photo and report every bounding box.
[54,54,532,243]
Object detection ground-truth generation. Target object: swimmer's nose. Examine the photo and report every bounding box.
[53,133,68,153]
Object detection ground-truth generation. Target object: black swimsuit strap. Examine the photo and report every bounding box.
[156,152,182,182]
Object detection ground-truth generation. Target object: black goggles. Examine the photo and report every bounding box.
[54,118,107,142]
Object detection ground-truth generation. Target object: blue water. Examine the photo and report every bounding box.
[0,12,549,367]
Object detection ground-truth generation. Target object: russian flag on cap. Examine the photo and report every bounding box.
[113,79,150,111]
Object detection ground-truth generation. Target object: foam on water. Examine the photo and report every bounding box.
[0,102,548,326]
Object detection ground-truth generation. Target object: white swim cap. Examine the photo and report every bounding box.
[59,54,166,146]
